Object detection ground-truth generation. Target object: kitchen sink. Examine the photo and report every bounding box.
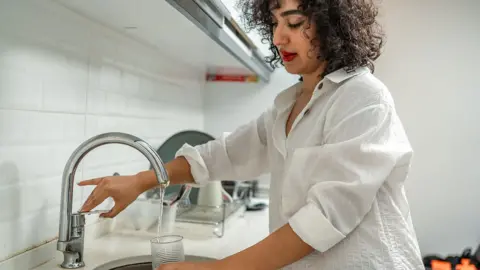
[93,255,215,270]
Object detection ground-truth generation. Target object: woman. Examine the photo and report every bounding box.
[79,0,424,269]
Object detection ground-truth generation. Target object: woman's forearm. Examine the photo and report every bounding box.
[222,224,314,269]
[136,156,195,191]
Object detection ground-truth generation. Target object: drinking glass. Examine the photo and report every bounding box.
[150,235,185,269]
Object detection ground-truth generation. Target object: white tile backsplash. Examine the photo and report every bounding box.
[99,65,122,92]
[0,110,87,145]
[42,81,88,113]
[0,144,81,182]
[0,69,43,110]
[0,0,205,266]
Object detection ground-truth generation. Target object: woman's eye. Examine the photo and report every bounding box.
[289,21,304,29]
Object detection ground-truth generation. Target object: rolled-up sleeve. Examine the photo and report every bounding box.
[175,110,270,186]
[288,102,412,252]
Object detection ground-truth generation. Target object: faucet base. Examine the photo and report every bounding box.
[60,252,85,269]
[61,261,85,269]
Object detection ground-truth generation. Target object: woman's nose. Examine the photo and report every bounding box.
[273,25,288,47]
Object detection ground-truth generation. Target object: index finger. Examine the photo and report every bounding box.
[77,178,101,186]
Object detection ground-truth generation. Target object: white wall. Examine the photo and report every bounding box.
[374,0,480,256]
[211,0,480,256]
[0,0,204,266]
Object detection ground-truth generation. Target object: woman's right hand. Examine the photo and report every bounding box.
[77,157,194,218]
[77,174,150,218]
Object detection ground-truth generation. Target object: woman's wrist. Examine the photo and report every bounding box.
[165,156,195,185]
[135,170,159,192]
[135,156,195,192]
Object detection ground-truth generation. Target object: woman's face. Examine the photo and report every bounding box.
[271,0,322,75]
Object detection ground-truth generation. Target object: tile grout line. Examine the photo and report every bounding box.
[0,107,173,120]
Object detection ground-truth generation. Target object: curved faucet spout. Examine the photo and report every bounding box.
[57,132,170,269]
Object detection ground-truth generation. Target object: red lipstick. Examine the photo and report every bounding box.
[280,50,297,62]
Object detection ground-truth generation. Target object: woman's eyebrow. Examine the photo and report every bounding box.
[279,9,305,17]
[270,9,305,18]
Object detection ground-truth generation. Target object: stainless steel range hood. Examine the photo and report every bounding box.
[52,0,274,82]
[166,0,274,82]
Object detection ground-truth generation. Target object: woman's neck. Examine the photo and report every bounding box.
[300,62,327,94]
[301,74,321,94]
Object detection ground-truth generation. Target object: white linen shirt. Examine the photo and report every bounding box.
[175,67,424,269]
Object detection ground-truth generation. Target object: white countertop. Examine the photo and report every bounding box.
[32,203,269,270]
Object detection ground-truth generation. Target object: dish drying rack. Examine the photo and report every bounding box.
[174,199,246,238]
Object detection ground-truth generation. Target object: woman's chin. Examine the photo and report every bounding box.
[283,64,303,75]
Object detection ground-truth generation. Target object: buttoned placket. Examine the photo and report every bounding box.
[284,80,327,157]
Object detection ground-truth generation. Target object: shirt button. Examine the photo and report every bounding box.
[318,83,324,89]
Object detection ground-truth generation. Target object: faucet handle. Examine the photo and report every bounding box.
[70,214,86,239]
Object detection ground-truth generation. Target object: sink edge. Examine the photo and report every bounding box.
[93,255,216,270]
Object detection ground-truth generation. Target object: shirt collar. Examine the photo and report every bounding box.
[324,66,370,84]
[273,66,370,111]
[273,82,302,112]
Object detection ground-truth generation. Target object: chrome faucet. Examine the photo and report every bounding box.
[56,132,172,269]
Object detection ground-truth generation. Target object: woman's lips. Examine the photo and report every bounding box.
[281,51,297,62]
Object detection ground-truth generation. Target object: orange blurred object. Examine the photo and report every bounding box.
[431,260,452,270]
[455,258,477,270]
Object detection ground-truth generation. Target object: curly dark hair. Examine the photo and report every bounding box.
[236,0,385,77]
